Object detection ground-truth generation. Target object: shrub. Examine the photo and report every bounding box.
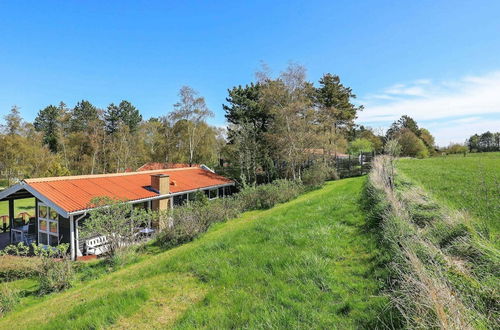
[301,163,337,187]
[157,180,304,248]
[107,247,142,270]
[237,180,303,210]
[0,242,30,257]
[0,284,19,317]
[37,257,74,295]
[0,256,40,281]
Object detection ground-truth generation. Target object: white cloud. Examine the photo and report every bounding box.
[358,71,500,146]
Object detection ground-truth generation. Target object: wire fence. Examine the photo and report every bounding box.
[335,152,375,178]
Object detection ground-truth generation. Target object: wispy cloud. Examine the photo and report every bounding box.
[358,71,500,146]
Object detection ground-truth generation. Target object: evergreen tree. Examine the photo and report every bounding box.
[104,101,142,134]
[70,100,99,132]
[34,105,60,152]
[118,100,142,133]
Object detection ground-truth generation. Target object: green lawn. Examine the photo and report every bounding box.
[0,198,36,228]
[397,152,500,245]
[0,177,388,329]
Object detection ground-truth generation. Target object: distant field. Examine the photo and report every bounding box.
[397,152,500,244]
[0,178,389,329]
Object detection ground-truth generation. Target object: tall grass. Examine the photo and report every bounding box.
[365,156,499,328]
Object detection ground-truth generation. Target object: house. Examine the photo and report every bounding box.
[0,166,235,259]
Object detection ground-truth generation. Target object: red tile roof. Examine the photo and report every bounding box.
[24,167,233,214]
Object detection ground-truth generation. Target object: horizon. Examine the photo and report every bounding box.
[1,1,499,146]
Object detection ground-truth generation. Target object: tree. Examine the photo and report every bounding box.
[467,131,500,152]
[259,63,317,180]
[104,100,142,134]
[315,73,363,156]
[396,128,428,158]
[418,128,436,156]
[444,143,468,155]
[118,100,142,133]
[3,106,23,136]
[468,134,480,151]
[70,100,99,132]
[104,103,121,135]
[348,138,373,155]
[351,126,384,153]
[479,131,495,151]
[169,86,214,166]
[83,197,150,257]
[419,128,435,148]
[223,83,273,184]
[34,105,60,152]
[386,115,420,140]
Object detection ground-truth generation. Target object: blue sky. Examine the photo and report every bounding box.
[1,0,499,146]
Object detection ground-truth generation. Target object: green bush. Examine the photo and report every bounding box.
[38,257,74,295]
[301,163,337,187]
[237,179,304,210]
[0,284,19,316]
[157,180,304,248]
[0,256,40,281]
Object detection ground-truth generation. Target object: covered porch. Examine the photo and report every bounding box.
[0,188,37,250]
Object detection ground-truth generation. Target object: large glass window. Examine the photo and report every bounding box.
[38,203,59,246]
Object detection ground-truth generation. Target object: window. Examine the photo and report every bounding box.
[38,203,59,246]
[208,189,218,199]
[173,194,188,206]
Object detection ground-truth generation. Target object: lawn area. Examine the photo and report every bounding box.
[0,177,388,329]
[397,152,500,245]
[0,198,36,228]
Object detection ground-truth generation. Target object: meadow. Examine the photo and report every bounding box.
[397,152,500,245]
[0,177,389,329]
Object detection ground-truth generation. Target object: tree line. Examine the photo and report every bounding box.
[0,63,437,186]
[467,131,500,152]
[0,88,222,185]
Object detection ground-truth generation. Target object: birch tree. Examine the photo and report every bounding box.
[169,86,214,166]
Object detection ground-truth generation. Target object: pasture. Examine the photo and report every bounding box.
[397,152,500,245]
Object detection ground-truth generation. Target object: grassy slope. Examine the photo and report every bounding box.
[0,177,387,329]
[397,152,500,243]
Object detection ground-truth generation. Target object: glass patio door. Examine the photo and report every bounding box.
[38,203,59,246]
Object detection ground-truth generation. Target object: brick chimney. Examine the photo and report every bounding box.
[151,174,170,211]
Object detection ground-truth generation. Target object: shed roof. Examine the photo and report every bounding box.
[2,167,233,216]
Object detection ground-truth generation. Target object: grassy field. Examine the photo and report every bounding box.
[0,177,389,329]
[397,152,500,245]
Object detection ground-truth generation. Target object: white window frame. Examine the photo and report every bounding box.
[38,203,59,246]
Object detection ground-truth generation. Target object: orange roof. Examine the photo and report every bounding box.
[24,167,233,214]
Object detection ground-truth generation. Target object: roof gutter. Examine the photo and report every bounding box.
[67,182,235,216]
